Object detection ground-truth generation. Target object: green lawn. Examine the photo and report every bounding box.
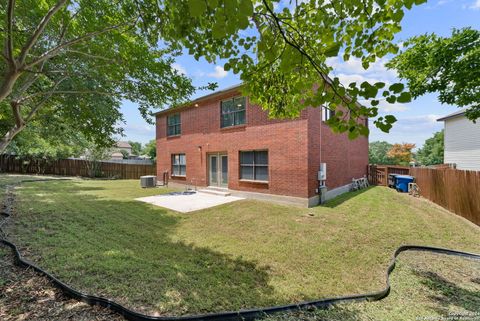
[1,175,479,318]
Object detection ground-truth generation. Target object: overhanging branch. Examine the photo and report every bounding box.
[18,0,69,65]
[24,22,133,70]
[5,0,16,66]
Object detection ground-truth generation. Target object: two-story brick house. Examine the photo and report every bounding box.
[155,84,368,207]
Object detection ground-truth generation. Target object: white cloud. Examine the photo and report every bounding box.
[369,114,444,148]
[336,73,385,87]
[468,0,480,9]
[378,102,408,113]
[124,123,155,135]
[172,63,187,75]
[327,56,398,83]
[360,99,408,113]
[207,66,228,79]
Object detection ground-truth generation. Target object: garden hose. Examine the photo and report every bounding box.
[1,179,480,321]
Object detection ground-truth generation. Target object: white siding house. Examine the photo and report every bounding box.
[438,109,480,170]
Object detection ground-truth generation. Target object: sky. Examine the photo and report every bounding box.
[119,0,480,148]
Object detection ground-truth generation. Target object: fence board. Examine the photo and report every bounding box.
[368,165,479,226]
[0,155,156,180]
[367,165,410,186]
[410,167,480,226]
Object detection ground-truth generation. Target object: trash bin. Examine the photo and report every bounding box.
[395,175,414,193]
[388,174,399,188]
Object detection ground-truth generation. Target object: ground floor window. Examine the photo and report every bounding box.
[171,154,186,176]
[239,150,268,181]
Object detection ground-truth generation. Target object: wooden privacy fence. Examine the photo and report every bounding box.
[0,155,156,179]
[410,167,480,226]
[368,164,480,226]
[367,165,410,186]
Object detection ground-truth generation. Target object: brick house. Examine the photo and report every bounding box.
[155,84,368,207]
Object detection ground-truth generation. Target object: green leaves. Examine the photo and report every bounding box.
[155,0,430,139]
[239,0,254,16]
[188,0,207,17]
[397,92,412,103]
[389,83,404,93]
[387,27,479,121]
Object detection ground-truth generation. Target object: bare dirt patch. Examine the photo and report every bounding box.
[0,247,125,321]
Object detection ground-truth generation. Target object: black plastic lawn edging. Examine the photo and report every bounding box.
[1,179,480,321]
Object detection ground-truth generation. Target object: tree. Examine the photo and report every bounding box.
[128,141,142,156]
[158,0,426,139]
[387,143,416,166]
[1,0,425,153]
[143,139,156,160]
[387,28,480,121]
[81,141,112,177]
[119,149,129,159]
[369,141,396,165]
[416,130,444,166]
[5,116,86,173]
[0,0,196,153]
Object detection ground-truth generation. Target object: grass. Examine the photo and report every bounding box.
[260,252,480,321]
[1,174,479,318]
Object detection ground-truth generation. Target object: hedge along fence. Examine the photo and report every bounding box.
[410,167,480,226]
[0,154,156,179]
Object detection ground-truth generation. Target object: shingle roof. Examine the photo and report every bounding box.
[437,108,467,121]
[116,141,132,148]
[153,83,243,116]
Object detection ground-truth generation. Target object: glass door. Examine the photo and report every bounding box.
[221,155,228,187]
[209,154,218,186]
[208,153,228,187]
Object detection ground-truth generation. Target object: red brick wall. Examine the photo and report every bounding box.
[156,88,368,199]
[156,90,310,198]
[307,108,369,197]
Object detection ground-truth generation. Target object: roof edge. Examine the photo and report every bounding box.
[154,83,243,116]
[437,109,467,121]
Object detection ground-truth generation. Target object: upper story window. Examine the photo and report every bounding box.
[167,113,181,136]
[240,150,269,182]
[322,106,335,122]
[221,97,246,128]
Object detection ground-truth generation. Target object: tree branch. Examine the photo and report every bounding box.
[23,22,131,70]
[66,49,117,62]
[25,77,67,122]
[11,101,23,128]
[19,89,114,103]
[261,0,359,115]
[18,0,68,65]
[12,61,47,100]
[5,0,16,66]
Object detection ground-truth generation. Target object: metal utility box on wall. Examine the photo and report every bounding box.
[140,175,156,188]
[318,163,327,181]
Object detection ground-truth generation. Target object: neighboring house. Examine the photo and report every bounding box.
[155,84,368,207]
[438,109,480,171]
[112,141,132,158]
[111,152,124,160]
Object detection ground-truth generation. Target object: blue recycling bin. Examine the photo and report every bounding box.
[395,175,414,193]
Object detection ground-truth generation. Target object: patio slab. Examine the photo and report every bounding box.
[135,192,244,213]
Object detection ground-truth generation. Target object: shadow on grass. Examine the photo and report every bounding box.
[258,305,361,321]
[415,270,480,313]
[321,186,373,208]
[7,179,276,315]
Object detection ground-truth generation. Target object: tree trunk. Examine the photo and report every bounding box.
[0,70,20,103]
[0,70,23,154]
[0,124,24,154]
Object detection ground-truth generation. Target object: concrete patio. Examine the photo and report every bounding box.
[135,191,244,213]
